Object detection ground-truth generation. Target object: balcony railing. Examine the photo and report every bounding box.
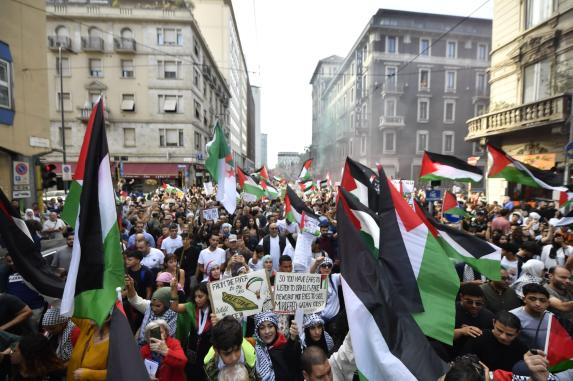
[381,82,404,95]
[114,38,136,52]
[82,36,104,52]
[48,36,72,50]
[466,93,571,140]
[79,106,109,122]
[379,115,404,128]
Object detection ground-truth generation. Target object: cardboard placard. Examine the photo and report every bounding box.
[273,272,327,315]
[208,269,273,319]
[202,207,219,221]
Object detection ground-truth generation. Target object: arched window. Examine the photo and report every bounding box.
[121,28,133,40]
[88,27,102,39]
[55,25,69,38]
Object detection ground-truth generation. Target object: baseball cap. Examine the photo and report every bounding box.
[228,234,238,242]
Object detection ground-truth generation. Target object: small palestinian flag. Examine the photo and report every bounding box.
[255,165,270,181]
[61,99,124,326]
[419,151,483,183]
[298,179,314,192]
[337,200,448,381]
[340,157,378,211]
[298,159,313,181]
[260,179,280,200]
[545,314,573,372]
[487,144,567,192]
[442,191,468,217]
[559,191,573,209]
[554,209,573,227]
[414,200,501,281]
[162,183,184,198]
[285,185,316,224]
[318,179,328,189]
[237,167,265,199]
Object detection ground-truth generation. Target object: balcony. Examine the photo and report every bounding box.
[78,106,109,122]
[48,36,72,50]
[82,37,104,52]
[114,38,136,52]
[466,93,571,140]
[379,115,405,128]
[381,82,404,96]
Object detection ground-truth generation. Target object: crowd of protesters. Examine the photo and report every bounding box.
[0,183,572,380]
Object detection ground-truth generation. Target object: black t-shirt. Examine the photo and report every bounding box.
[461,329,528,371]
[454,302,495,355]
[176,243,201,277]
[127,265,154,298]
[0,294,32,335]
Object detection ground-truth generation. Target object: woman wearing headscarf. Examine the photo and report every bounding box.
[125,276,178,346]
[253,312,302,381]
[262,255,276,286]
[201,261,222,283]
[511,259,545,298]
[41,307,75,363]
[301,314,334,356]
[140,319,187,381]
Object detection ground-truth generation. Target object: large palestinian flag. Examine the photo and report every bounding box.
[237,167,265,199]
[285,185,316,224]
[487,144,567,191]
[414,200,501,281]
[0,189,65,299]
[419,151,483,183]
[340,157,379,211]
[206,122,238,214]
[60,99,124,326]
[298,159,313,181]
[337,201,448,381]
[260,179,280,200]
[545,314,573,372]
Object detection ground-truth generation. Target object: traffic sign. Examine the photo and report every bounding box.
[62,164,72,181]
[12,190,31,199]
[425,189,442,201]
[13,161,30,186]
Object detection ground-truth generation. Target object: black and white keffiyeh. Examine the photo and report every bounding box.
[254,311,279,381]
[302,313,334,354]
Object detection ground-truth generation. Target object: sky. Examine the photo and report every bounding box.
[232,0,493,168]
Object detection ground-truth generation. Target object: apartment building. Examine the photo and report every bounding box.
[311,9,492,183]
[44,0,230,190]
[466,0,573,202]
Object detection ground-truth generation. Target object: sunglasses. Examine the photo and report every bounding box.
[320,264,333,269]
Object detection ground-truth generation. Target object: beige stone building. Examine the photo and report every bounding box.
[44,0,230,191]
[466,0,573,202]
[0,0,52,204]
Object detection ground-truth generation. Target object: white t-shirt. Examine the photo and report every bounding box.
[161,236,183,255]
[258,236,293,271]
[501,257,519,282]
[198,247,226,280]
[277,219,300,235]
[42,219,66,238]
[141,248,165,270]
[540,244,573,269]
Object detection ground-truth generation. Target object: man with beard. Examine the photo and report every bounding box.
[545,266,573,320]
[481,268,522,314]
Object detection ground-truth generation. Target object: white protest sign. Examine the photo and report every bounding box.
[273,272,327,315]
[203,181,214,196]
[202,207,219,221]
[208,269,272,319]
[293,231,316,273]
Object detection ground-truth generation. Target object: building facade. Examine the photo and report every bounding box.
[0,0,51,204]
[260,132,268,168]
[251,86,262,167]
[192,0,252,168]
[311,10,492,183]
[466,0,573,202]
[44,0,230,191]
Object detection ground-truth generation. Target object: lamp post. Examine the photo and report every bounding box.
[59,45,68,194]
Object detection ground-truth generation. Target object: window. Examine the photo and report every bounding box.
[194,100,201,119]
[89,59,102,77]
[385,66,398,88]
[416,130,429,153]
[475,103,486,116]
[446,41,457,59]
[360,135,367,155]
[417,98,429,122]
[158,95,180,113]
[445,70,457,92]
[383,130,396,154]
[477,43,488,61]
[419,68,430,90]
[88,91,100,108]
[420,38,431,56]
[526,0,554,29]
[121,94,135,111]
[194,131,202,150]
[348,138,353,157]
[56,92,72,111]
[0,59,12,109]
[193,69,200,87]
[523,59,551,103]
[164,61,178,79]
[386,36,397,54]
[362,103,367,121]
[55,57,70,76]
[476,72,487,95]
[121,60,134,78]
[123,128,136,147]
[384,98,397,117]
[442,131,455,154]
[159,128,183,147]
[444,100,456,123]
[193,37,200,57]
[157,28,182,46]
[58,126,72,148]
[473,142,484,155]
[121,28,133,40]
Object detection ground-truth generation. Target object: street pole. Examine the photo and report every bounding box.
[59,45,68,194]
[564,93,573,185]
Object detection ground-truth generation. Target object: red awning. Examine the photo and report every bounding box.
[123,163,182,178]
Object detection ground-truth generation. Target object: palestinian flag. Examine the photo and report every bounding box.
[254,165,270,181]
[60,99,124,326]
[206,122,238,214]
[260,179,280,200]
[414,200,501,281]
[285,185,316,224]
[298,179,314,192]
[419,151,483,183]
[340,157,379,211]
[162,183,184,198]
[442,191,468,217]
[545,314,573,372]
[0,188,65,299]
[108,300,150,380]
[237,167,265,199]
[377,166,459,344]
[487,144,567,191]
[298,159,313,181]
[559,191,573,209]
[554,209,573,226]
[318,179,328,189]
[337,200,448,381]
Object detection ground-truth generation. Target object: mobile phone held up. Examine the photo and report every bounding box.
[150,326,162,341]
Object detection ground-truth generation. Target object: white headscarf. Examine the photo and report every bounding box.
[511,259,545,298]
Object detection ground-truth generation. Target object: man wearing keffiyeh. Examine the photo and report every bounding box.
[41,306,76,362]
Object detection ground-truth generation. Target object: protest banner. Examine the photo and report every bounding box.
[208,269,272,319]
[202,207,219,221]
[293,213,320,272]
[273,272,327,315]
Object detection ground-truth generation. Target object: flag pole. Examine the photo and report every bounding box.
[115,287,122,304]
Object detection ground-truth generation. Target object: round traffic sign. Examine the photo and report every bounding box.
[15,163,28,175]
